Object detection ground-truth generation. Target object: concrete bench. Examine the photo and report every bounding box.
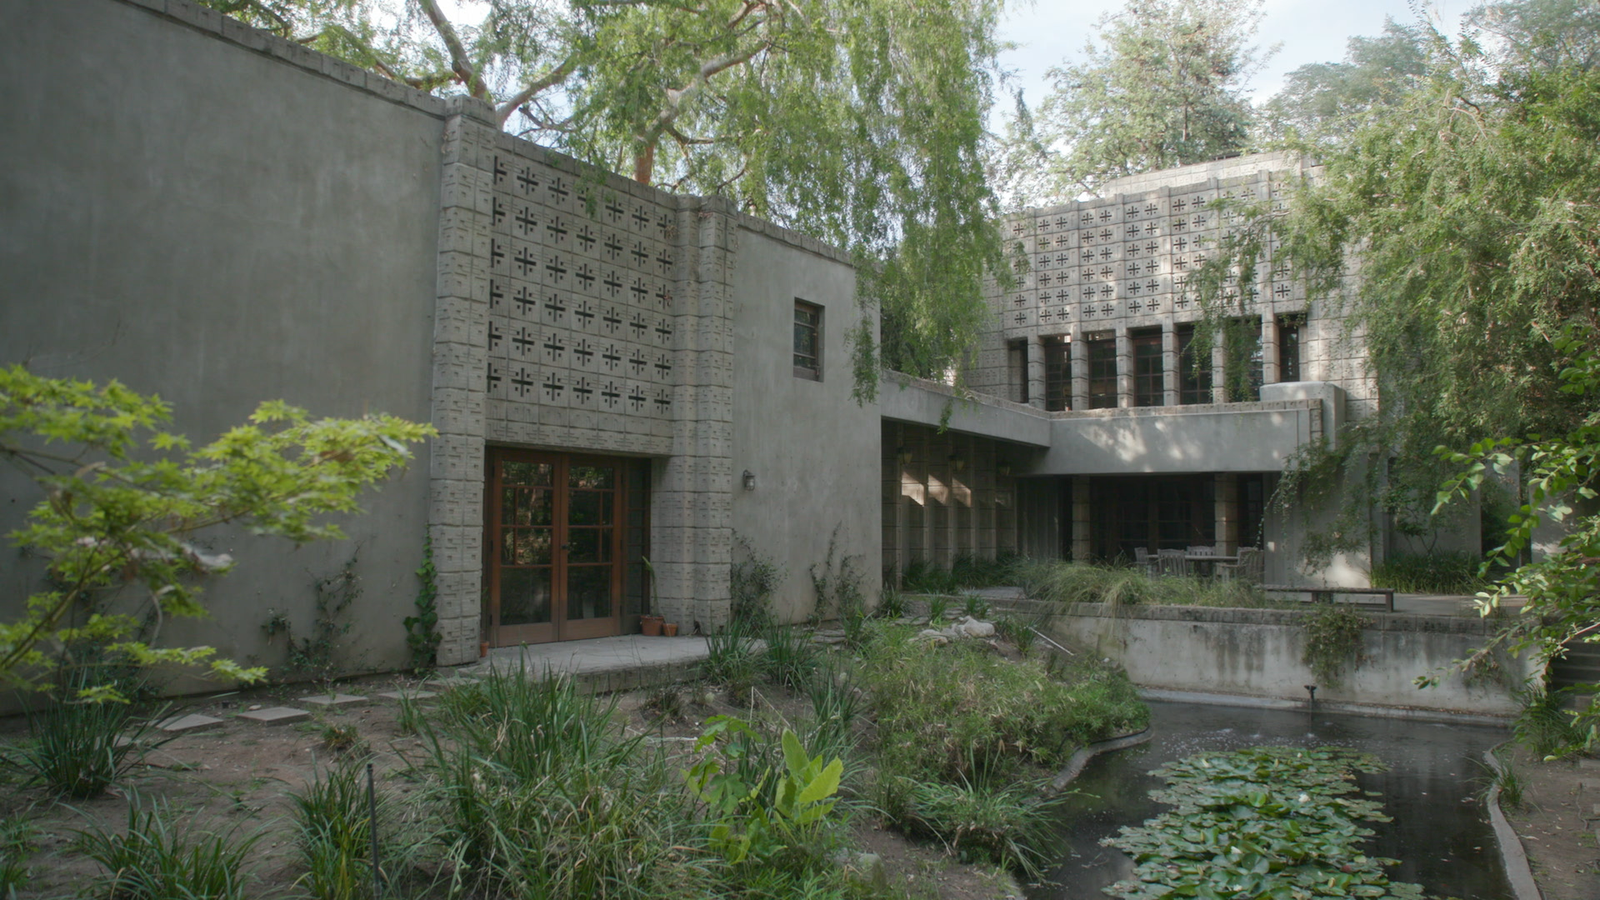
[1261,584,1396,613]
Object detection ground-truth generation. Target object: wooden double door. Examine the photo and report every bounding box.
[487,449,627,644]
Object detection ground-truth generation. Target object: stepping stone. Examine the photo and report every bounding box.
[299,693,368,708]
[237,706,310,725]
[158,713,225,734]
[376,690,437,701]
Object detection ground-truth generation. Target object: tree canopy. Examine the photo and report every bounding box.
[1014,0,1269,200]
[203,0,1010,391]
[1215,0,1600,560]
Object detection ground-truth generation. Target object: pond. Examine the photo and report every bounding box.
[1031,700,1514,900]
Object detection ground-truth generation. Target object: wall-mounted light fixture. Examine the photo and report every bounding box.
[997,462,1012,477]
[949,453,966,473]
[896,446,913,466]
[742,469,757,491]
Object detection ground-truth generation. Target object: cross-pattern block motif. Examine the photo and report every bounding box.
[485,148,679,432]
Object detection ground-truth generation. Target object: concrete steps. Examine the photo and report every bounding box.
[1551,640,1600,693]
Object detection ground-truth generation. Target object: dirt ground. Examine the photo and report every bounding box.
[1499,746,1600,900]
[0,672,1021,900]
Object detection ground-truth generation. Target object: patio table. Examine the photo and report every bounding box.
[1184,553,1237,577]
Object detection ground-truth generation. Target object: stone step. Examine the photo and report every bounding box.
[156,713,225,734]
[236,706,310,725]
[299,693,368,708]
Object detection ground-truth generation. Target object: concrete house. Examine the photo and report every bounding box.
[0,0,1460,680]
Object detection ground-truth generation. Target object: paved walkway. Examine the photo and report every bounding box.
[458,635,713,693]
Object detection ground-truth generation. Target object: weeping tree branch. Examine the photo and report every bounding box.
[417,0,486,99]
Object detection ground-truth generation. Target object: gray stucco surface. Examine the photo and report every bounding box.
[731,228,881,622]
[0,0,443,677]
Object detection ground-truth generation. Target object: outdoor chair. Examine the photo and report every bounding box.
[1157,549,1188,578]
[1133,547,1158,576]
[1187,545,1216,557]
[1217,547,1264,584]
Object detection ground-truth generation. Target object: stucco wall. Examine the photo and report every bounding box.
[730,227,880,623]
[1043,603,1535,717]
[0,0,445,679]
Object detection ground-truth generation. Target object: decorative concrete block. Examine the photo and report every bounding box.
[237,707,310,725]
[158,713,225,734]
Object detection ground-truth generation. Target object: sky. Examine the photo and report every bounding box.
[997,0,1482,107]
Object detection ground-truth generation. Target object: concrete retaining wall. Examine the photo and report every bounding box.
[1028,601,1534,717]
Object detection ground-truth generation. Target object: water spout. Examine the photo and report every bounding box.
[1304,684,1317,708]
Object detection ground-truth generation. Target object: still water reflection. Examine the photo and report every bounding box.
[1031,701,1512,900]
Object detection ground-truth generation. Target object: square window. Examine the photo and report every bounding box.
[794,300,822,380]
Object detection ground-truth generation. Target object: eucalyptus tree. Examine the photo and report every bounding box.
[203,0,1008,392]
[1025,0,1269,199]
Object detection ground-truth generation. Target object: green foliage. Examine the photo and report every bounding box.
[961,594,990,620]
[202,0,1008,397]
[701,621,761,694]
[264,552,361,683]
[899,553,1016,595]
[1,671,172,798]
[1009,558,1276,609]
[0,365,433,699]
[891,773,1067,876]
[403,536,441,673]
[1104,747,1424,900]
[1433,326,1600,754]
[731,534,784,632]
[860,624,1146,785]
[1511,685,1587,760]
[290,758,392,900]
[1018,0,1268,198]
[417,667,712,899]
[1370,551,1491,594]
[76,798,258,900]
[993,616,1038,657]
[1300,605,1367,688]
[809,526,867,625]
[685,717,845,868]
[925,594,951,623]
[0,816,36,896]
[806,659,864,759]
[1479,750,1526,809]
[1260,18,1429,142]
[760,625,820,691]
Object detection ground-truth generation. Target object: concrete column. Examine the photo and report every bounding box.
[1261,315,1280,385]
[1025,337,1046,409]
[1116,327,1133,408]
[1070,331,1089,410]
[1072,477,1092,561]
[1211,340,1229,404]
[1161,321,1179,406]
[1214,473,1239,554]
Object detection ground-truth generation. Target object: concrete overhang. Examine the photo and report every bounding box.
[1024,382,1345,476]
[879,373,1051,448]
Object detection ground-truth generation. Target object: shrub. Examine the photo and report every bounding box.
[1371,550,1490,594]
[1010,558,1275,608]
[701,622,760,694]
[1,688,171,799]
[893,773,1066,876]
[1301,604,1368,687]
[759,624,819,691]
[76,799,257,900]
[290,759,392,900]
[417,667,714,899]
[860,625,1145,785]
[1512,685,1586,759]
[0,816,35,896]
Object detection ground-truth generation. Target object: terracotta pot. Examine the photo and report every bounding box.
[479,641,489,658]
[641,616,663,637]
[662,622,679,637]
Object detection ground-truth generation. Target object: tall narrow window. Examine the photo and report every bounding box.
[1044,336,1071,411]
[1131,329,1163,407]
[1087,336,1117,409]
[1278,314,1303,383]
[1007,339,1028,404]
[1177,324,1212,405]
[793,300,821,380]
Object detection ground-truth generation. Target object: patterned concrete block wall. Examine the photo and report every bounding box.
[967,155,1376,417]
[429,107,734,660]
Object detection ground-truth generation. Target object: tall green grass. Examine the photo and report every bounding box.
[1371,551,1491,594]
[76,799,257,900]
[1,693,171,799]
[417,667,715,899]
[1009,559,1275,608]
[289,758,393,900]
